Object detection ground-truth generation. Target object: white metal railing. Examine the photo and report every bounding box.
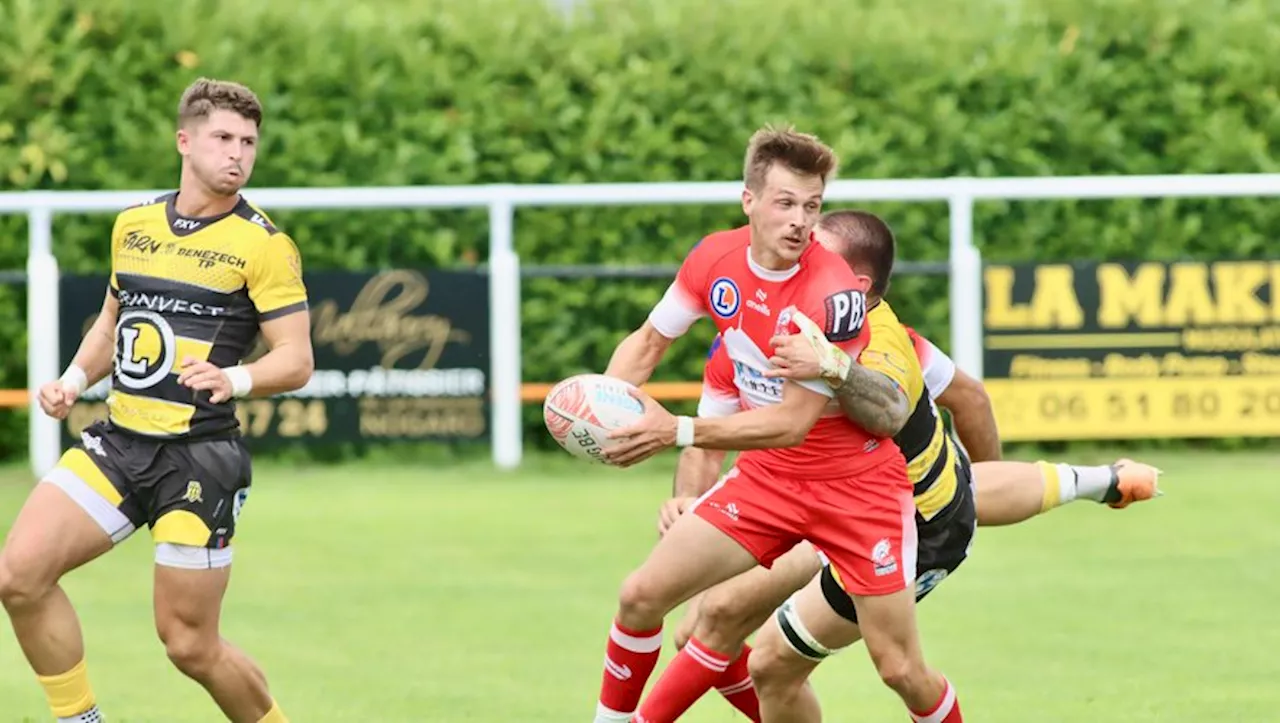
[5,173,1280,478]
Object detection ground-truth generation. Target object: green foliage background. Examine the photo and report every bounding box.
[1,0,1277,458]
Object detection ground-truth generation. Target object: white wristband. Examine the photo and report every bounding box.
[675,416,695,447]
[59,365,88,396]
[223,365,254,398]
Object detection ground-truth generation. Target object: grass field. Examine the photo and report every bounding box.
[0,448,1277,722]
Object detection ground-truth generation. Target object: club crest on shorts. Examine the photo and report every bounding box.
[709,277,740,318]
[871,537,898,576]
[915,568,949,596]
[80,431,107,458]
[232,488,249,523]
[183,480,204,504]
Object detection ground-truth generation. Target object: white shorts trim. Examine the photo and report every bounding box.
[901,492,920,591]
[687,466,738,515]
[155,542,233,570]
[42,469,136,544]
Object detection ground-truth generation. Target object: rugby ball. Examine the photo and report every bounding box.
[543,374,646,464]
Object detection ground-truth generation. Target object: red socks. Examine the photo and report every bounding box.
[634,640,761,723]
[909,676,963,723]
[715,644,761,722]
[596,621,663,721]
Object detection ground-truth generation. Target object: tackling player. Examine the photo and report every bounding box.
[638,210,1160,722]
[589,126,963,723]
[770,211,1161,519]
[0,79,311,723]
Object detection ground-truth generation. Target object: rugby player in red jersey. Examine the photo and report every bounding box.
[588,125,962,723]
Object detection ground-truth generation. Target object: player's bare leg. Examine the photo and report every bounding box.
[852,587,959,720]
[748,575,853,723]
[595,513,761,723]
[752,574,962,723]
[973,458,1162,526]
[0,482,115,722]
[695,545,821,654]
[153,561,285,722]
[637,543,822,723]
[747,629,823,723]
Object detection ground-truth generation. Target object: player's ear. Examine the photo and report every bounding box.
[850,273,873,294]
[741,187,754,216]
[176,128,190,156]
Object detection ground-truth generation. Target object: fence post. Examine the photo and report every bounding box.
[28,207,61,479]
[488,197,522,469]
[947,190,983,380]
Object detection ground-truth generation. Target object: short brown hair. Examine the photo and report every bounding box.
[743,125,838,192]
[818,210,896,298]
[177,78,263,129]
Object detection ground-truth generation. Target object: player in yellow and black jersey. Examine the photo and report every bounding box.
[762,213,972,629]
[0,78,310,723]
[859,302,969,523]
[786,211,1155,630]
[821,296,976,611]
[108,189,307,438]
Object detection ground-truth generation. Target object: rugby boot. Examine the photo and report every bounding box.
[1103,458,1162,509]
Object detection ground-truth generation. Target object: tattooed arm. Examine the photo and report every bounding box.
[827,359,910,437]
[766,309,911,438]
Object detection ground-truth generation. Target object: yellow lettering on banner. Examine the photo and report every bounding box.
[1164,263,1217,326]
[984,260,1280,444]
[1034,266,1085,328]
[1008,355,1091,378]
[1101,353,1160,377]
[985,376,1280,441]
[984,267,1021,327]
[358,398,486,438]
[1159,353,1229,376]
[1182,326,1280,352]
[1242,353,1280,375]
[985,265,1083,329]
[1212,262,1270,325]
[1098,261,1278,328]
[1097,263,1164,328]
[1162,262,1208,323]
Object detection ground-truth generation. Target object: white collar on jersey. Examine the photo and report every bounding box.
[745,245,802,282]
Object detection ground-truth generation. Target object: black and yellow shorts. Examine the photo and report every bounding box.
[44,419,253,569]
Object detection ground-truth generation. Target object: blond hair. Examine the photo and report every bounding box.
[743,125,838,191]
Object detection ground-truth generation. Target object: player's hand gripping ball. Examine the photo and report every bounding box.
[543,374,645,464]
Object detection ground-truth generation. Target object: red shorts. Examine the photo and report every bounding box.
[690,457,918,597]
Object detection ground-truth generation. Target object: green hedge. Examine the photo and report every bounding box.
[1,0,1277,459]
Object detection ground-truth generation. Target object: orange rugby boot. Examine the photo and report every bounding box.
[1103,458,1163,509]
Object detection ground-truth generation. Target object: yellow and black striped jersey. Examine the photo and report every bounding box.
[857,301,964,524]
[106,192,308,440]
